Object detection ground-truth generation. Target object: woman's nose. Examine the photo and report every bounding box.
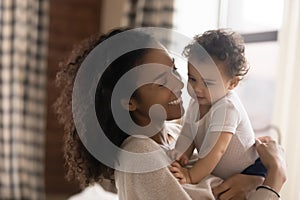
[173,74,184,90]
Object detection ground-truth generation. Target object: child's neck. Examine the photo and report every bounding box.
[199,104,211,119]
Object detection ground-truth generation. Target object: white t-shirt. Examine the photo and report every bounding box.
[178,90,258,179]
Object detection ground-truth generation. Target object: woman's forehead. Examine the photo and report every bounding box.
[141,49,173,66]
[134,63,172,83]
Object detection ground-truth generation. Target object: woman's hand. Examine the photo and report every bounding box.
[168,161,191,184]
[212,174,264,200]
[255,136,287,192]
[255,136,285,171]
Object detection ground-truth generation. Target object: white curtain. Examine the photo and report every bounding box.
[273,0,300,199]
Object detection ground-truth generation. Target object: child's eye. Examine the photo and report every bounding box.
[204,81,214,86]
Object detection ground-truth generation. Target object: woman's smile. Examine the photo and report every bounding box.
[168,96,182,105]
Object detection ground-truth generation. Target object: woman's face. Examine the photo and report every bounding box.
[130,49,184,126]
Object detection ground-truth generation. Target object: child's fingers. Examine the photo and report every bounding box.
[179,160,185,166]
[171,161,182,168]
[181,158,189,166]
[168,166,180,173]
[172,172,184,179]
[179,177,187,184]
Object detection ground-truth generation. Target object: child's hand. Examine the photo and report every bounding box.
[168,161,191,184]
[167,149,190,166]
[178,154,189,166]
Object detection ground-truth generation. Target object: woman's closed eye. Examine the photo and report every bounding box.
[153,78,167,87]
[158,82,167,87]
[188,76,196,82]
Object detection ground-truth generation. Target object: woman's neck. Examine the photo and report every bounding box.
[151,133,164,145]
[150,127,174,146]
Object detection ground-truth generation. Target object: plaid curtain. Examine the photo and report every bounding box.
[0,0,49,199]
[122,0,175,46]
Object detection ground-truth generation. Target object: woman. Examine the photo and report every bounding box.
[55,27,286,200]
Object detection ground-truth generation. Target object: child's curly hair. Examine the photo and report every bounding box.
[183,29,249,79]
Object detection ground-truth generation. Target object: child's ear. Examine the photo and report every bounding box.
[120,98,137,111]
[228,77,240,90]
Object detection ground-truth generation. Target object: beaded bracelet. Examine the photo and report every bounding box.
[256,185,280,198]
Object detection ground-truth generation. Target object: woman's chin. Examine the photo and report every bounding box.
[167,106,185,120]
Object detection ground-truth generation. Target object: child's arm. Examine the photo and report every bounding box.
[174,124,196,165]
[171,132,233,184]
[178,142,195,166]
[188,132,232,184]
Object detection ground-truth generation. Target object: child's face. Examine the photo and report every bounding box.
[187,60,237,105]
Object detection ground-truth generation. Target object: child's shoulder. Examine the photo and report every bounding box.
[214,91,241,108]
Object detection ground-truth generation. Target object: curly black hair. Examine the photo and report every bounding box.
[183,29,249,79]
[54,27,158,188]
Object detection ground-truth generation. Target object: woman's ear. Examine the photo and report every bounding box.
[228,77,240,90]
[120,98,137,111]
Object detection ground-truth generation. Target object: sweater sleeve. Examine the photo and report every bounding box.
[115,136,192,200]
[115,136,222,200]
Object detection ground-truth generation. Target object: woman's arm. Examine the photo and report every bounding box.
[212,136,287,200]
[250,137,286,197]
[212,174,264,200]
[170,132,233,184]
[227,136,286,200]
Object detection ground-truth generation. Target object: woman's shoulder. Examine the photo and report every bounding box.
[121,136,161,153]
[117,136,171,174]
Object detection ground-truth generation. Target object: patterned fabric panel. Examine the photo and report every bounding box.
[0,0,49,199]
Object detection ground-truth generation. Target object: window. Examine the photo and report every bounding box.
[172,0,284,134]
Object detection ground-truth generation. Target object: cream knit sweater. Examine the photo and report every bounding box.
[115,124,280,200]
